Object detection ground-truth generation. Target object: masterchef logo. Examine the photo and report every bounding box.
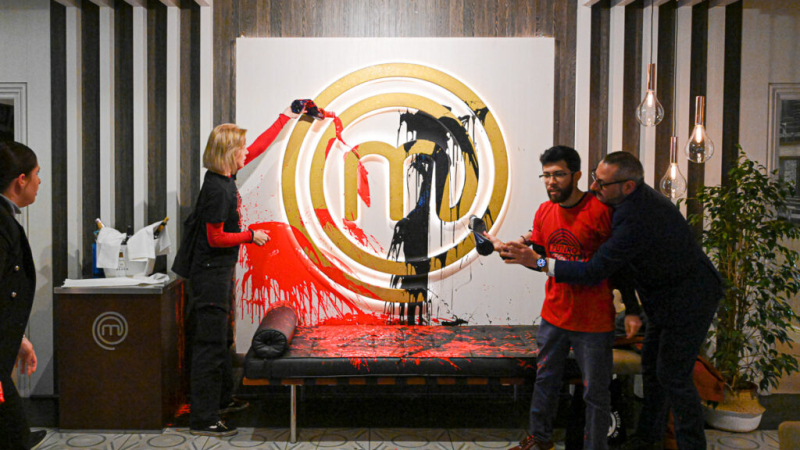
[281,63,510,303]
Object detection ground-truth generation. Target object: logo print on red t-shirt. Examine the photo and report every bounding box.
[547,229,583,261]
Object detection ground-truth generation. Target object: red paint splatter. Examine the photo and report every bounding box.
[175,404,191,417]
[316,208,384,255]
[322,114,371,207]
[315,208,336,230]
[356,158,371,207]
[239,221,386,326]
[342,219,383,253]
[318,313,389,326]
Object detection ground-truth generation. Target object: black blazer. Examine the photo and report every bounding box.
[0,199,36,375]
[554,184,723,327]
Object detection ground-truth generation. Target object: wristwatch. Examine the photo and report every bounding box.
[536,257,547,271]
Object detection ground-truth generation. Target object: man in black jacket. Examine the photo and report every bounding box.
[511,151,723,450]
[0,141,46,450]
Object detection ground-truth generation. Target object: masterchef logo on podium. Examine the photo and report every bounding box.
[92,312,128,351]
[281,63,510,306]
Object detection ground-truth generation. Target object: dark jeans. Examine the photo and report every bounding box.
[189,305,234,428]
[635,306,716,450]
[530,319,615,450]
[0,371,30,450]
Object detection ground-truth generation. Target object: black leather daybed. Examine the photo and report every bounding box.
[242,305,555,442]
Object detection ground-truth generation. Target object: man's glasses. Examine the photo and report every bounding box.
[539,171,573,181]
[591,170,629,189]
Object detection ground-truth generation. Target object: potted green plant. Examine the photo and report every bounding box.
[685,147,800,432]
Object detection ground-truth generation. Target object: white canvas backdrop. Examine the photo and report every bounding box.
[234,37,554,350]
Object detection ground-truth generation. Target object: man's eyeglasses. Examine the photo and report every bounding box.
[591,170,629,189]
[539,171,573,181]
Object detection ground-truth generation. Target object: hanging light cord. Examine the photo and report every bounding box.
[671,4,679,137]
[649,0,654,65]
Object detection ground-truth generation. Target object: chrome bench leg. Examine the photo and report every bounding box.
[290,385,297,443]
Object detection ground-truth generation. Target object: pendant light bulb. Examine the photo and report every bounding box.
[661,136,687,200]
[684,96,714,163]
[636,64,664,127]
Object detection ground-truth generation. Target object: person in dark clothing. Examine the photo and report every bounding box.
[517,151,724,450]
[186,106,300,437]
[0,141,47,450]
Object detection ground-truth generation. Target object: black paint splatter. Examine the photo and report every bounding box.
[388,106,489,319]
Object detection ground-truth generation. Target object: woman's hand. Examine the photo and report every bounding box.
[252,229,270,246]
[16,336,37,377]
[283,105,302,120]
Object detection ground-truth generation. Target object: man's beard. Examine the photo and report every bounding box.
[548,184,574,204]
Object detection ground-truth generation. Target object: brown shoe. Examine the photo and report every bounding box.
[509,434,555,450]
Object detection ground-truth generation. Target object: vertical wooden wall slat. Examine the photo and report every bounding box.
[147,0,168,272]
[721,1,742,186]
[687,2,708,230]
[239,0,259,38]
[554,0,577,147]
[114,0,134,231]
[589,0,611,171]
[622,0,643,157]
[51,1,68,287]
[655,2,676,186]
[81,0,101,278]
[180,0,201,226]
[213,0,236,124]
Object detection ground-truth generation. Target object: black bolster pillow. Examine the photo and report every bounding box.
[252,305,298,358]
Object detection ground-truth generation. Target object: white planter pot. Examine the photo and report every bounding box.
[703,404,764,432]
[703,387,765,433]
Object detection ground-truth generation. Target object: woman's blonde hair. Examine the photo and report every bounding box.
[203,123,247,175]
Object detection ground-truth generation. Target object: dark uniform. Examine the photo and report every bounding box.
[188,171,242,429]
[0,196,36,450]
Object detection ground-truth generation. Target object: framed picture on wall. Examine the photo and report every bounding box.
[769,83,800,223]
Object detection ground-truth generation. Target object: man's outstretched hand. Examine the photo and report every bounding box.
[498,241,541,269]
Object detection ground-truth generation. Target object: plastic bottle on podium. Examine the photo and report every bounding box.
[117,226,133,275]
[91,219,106,278]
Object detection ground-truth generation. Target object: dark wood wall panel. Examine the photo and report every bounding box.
[147,0,168,272]
[655,2,676,186]
[213,0,577,147]
[588,0,611,171]
[687,2,708,230]
[114,0,134,231]
[51,1,68,287]
[180,0,201,227]
[622,0,643,157]
[81,0,101,278]
[721,1,742,186]
[554,0,577,147]
[213,0,236,125]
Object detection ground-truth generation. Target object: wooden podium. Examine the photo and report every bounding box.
[54,278,185,431]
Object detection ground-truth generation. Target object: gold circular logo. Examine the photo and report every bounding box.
[282,63,509,303]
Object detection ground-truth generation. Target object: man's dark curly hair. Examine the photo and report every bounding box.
[539,145,581,173]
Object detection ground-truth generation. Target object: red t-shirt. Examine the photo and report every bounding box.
[531,193,616,332]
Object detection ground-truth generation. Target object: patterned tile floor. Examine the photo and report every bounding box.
[30,427,780,449]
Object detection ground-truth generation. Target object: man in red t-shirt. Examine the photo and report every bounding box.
[485,146,642,450]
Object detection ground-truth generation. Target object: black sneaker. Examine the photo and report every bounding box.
[219,398,249,415]
[29,430,48,449]
[190,420,238,437]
